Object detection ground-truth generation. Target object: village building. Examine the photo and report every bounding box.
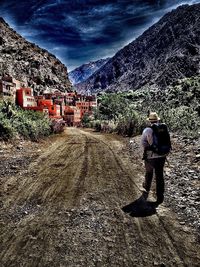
[74,108,82,125]
[0,76,27,102]
[16,87,37,108]
[65,92,76,105]
[34,98,61,118]
[63,106,75,126]
[75,95,97,117]
[13,78,26,89]
[0,76,16,102]
[1,75,98,124]
[63,105,81,126]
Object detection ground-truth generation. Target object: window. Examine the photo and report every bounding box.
[6,85,11,91]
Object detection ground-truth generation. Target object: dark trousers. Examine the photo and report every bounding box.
[144,157,166,202]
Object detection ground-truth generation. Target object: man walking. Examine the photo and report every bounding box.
[141,112,171,206]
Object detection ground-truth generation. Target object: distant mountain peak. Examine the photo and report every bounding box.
[69,58,110,85]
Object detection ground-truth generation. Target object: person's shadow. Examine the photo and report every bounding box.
[122,193,157,217]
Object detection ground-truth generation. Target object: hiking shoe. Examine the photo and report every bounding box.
[155,198,164,207]
[140,187,149,199]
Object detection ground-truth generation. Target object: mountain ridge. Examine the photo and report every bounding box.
[0,17,72,94]
[75,4,200,93]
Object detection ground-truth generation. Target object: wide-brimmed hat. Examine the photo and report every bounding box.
[146,112,160,122]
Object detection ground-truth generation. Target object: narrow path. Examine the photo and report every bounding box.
[0,128,199,267]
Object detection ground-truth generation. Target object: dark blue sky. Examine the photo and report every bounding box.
[0,0,199,71]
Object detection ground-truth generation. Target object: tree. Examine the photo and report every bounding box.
[98,93,128,121]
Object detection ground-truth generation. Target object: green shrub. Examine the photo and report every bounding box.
[0,101,52,141]
[95,77,200,138]
[116,110,145,136]
[0,114,15,140]
[94,120,101,132]
[51,119,65,134]
[160,106,200,138]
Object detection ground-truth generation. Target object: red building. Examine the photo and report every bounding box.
[65,92,76,105]
[37,99,61,118]
[15,87,97,123]
[16,88,37,108]
[63,106,74,126]
[75,95,97,117]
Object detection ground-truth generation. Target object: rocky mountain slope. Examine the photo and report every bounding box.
[75,4,200,93]
[0,18,72,94]
[69,58,110,85]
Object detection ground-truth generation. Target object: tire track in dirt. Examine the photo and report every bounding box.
[78,129,200,266]
[75,131,179,266]
[2,133,83,207]
[1,128,200,267]
[1,130,95,267]
[67,131,139,266]
[72,135,89,206]
[11,144,82,205]
[74,131,157,266]
[78,130,141,201]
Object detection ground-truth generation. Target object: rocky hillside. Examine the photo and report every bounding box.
[76,4,200,93]
[0,18,72,94]
[69,58,110,85]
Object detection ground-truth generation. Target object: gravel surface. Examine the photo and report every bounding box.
[128,133,200,238]
[0,130,199,267]
[1,133,199,236]
[165,134,200,235]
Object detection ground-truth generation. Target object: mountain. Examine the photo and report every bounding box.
[75,4,200,93]
[0,18,72,93]
[69,58,110,85]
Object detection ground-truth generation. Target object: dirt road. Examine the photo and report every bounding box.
[0,128,199,267]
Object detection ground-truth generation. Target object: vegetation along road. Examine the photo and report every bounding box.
[0,128,199,267]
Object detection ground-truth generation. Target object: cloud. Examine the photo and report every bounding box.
[88,4,119,16]
[0,0,200,71]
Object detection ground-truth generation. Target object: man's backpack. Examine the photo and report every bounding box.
[150,123,171,155]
